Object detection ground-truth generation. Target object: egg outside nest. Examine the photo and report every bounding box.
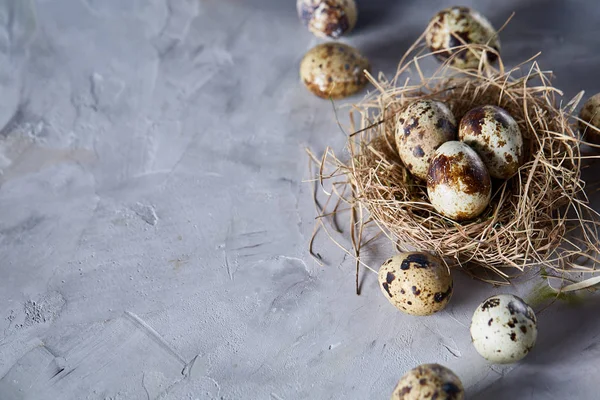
[300,43,370,99]
[309,28,599,287]
[378,252,453,316]
[391,364,464,400]
[426,6,500,69]
[470,294,538,364]
[297,0,358,39]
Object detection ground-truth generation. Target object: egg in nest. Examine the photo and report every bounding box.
[470,294,538,364]
[426,6,499,69]
[427,141,491,221]
[378,252,453,316]
[458,105,523,179]
[300,43,370,99]
[579,92,600,144]
[297,0,357,39]
[391,363,464,400]
[395,100,457,181]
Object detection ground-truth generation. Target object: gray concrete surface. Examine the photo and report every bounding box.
[0,0,599,399]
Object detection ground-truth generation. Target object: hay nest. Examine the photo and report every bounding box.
[310,31,600,290]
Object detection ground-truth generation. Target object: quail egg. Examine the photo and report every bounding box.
[297,0,357,39]
[458,105,523,179]
[470,294,538,364]
[391,363,464,400]
[300,43,370,99]
[579,92,600,144]
[427,141,491,221]
[378,252,453,316]
[426,6,500,69]
[396,100,457,180]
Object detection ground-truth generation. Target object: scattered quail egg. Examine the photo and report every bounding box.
[470,294,538,364]
[579,92,600,144]
[426,6,500,69]
[300,43,370,99]
[391,363,464,400]
[396,100,457,180]
[427,141,491,221]
[297,0,357,39]
[458,105,523,179]
[378,252,453,316]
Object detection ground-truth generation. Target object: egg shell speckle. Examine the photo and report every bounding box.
[378,252,453,316]
[426,6,499,69]
[300,43,370,99]
[395,100,457,181]
[391,363,464,400]
[470,294,538,364]
[579,92,600,144]
[427,141,491,221]
[458,105,523,179]
[297,0,357,39]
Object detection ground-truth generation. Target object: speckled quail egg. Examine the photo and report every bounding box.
[458,105,523,179]
[396,100,457,180]
[470,294,538,364]
[426,6,500,69]
[297,0,357,39]
[579,92,600,144]
[378,252,453,316]
[427,141,491,221]
[391,363,464,400]
[300,43,370,99]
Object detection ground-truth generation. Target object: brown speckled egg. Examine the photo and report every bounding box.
[427,141,491,221]
[426,6,499,69]
[391,364,464,400]
[300,43,370,99]
[579,93,600,144]
[458,105,523,179]
[378,252,453,316]
[470,294,538,364]
[395,100,457,181]
[297,0,357,39]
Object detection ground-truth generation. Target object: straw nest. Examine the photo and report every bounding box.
[309,32,600,291]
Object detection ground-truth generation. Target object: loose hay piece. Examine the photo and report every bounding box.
[309,33,600,290]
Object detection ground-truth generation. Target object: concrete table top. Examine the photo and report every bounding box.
[0,0,599,399]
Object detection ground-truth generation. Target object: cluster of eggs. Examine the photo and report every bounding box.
[396,100,523,221]
[388,299,537,400]
[297,4,500,100]
[297,0,370,99]
[379,252,538,399]
[297,3,556,398]
[378,253,538,362]
[391,295,536,400]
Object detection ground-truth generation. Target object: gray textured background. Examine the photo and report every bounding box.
[0,0,599,399]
